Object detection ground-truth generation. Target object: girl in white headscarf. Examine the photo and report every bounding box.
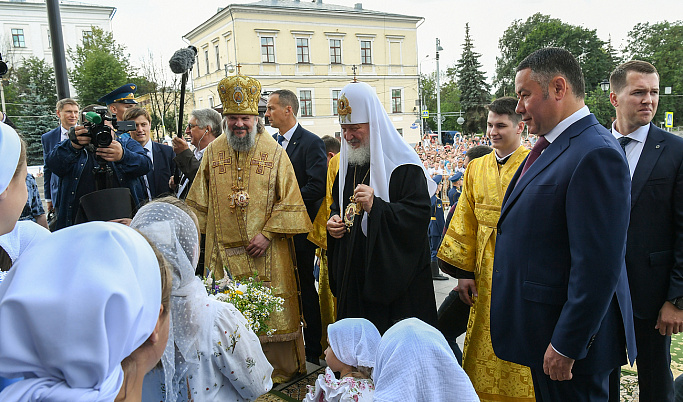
[0,122,28,238]
[133,197,273,402]
[304,318,380,402]
[0,221,171,401]
[373,318,479,402]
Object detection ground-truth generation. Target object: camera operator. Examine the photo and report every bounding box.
[98,84,138,140]
[45,108,151,231]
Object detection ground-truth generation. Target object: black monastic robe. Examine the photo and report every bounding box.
[327,163,438,334]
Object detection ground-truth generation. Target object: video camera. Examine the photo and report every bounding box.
[79,106,136,148]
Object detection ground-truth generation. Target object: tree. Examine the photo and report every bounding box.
[420,71,461,133]
[584,86,615,128]
[494,13,612,97]
[138,52,187,138]
[624,20,683,126]
[68,26,133,105]
[17,83,57,166]
[2,56,57,120]
[453,23,490,135]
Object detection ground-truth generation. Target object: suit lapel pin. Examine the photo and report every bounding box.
[656,145,660,149]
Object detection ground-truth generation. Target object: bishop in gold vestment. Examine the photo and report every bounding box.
[186,73,312,383]
[438,145,535,401]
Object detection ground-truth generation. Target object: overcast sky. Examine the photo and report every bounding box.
[81,0,681,87]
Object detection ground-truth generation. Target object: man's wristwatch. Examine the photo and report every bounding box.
[669,297,683,310]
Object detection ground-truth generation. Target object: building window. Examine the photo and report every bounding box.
[204,50,209,75]
[300,90,313,117]
[12,29,26,48]
[196,55,200,77]
[261,37,275,63]
[46,29,51,48]
[332,90,341,116]
[296,38,310,64]
[392,89,402,113]
[214,44,220,71]
[397,128,403,136]
[330,39,341,64]
[208,96,214,108]
[82,30,93,45]
[361,40,372,65]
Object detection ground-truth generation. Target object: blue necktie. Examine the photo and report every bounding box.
[618,136,633,151]
[277,135,285,146]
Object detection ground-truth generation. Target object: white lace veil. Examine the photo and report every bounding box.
[131,201,207,402]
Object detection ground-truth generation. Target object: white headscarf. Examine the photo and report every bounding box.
[0,122,21,195]
[0,221,162,402]
[337,82,436,234]
[130,202,204,402]
[328,318,381,369]
[373,318,479,402]
[0,220,51,263]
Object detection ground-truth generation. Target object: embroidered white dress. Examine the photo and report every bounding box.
[303,367,374,402]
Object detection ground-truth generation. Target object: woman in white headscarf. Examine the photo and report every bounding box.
[0,122,28,238]
[133,197,273,402]
[373,318,479,402]
[0,221,171,401]
[304,318,380,402]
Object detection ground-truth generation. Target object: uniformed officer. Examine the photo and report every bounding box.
[429,175,448,280]
[447,171,463,206]
[98,84,138,139]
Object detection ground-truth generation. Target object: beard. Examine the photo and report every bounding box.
[347,143,371,166]
[223,119,257,152]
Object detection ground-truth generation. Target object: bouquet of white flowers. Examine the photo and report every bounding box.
[204,271,284,336]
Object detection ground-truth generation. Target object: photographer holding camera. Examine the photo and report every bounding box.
[45,104,151,231]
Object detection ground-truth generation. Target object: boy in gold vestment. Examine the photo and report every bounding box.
[438,97,534,401]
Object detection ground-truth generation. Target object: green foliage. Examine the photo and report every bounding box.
[584,86,615,128]
[624,20,683,126]
[68,26,133,105]
[495,13,614,97]
[17,83,57,166]
[3,56,57,120]
[420,72,461,133]
[453,23,490,134]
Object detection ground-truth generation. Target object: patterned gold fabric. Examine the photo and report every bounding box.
[308,153,340,354]
[186,131,312,382]
[438,146,535,401]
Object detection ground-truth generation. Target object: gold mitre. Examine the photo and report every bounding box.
[217,73,261,116]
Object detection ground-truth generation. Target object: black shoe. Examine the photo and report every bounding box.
[431,261,449,280]
[433,274,449,280]
[306,355,320,365]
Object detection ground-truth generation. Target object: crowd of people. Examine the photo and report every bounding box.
[0,46,681,402]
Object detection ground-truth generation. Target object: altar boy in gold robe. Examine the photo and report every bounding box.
[186,73,312,383]
[438,97,534,401]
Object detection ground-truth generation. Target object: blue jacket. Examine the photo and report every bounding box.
[41,126,62,205]
[45,137,151,229]
[490,114,636,374]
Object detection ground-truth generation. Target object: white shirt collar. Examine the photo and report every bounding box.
[280,122,298,142]
[544,105,590,143]
[611,121,649,143]
[60,125,70,141]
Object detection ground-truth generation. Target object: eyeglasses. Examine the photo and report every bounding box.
[186,123,200,129]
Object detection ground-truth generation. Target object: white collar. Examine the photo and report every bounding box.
[611,121,649,143]
[544,105,589,143]
[280,122,298,141]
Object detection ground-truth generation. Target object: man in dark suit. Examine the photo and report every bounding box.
[490,47,636,401]
[608,60,683,402]
[429,175,448,280]
[266,89,327,364]
[42,98,79,216]
[123,107,174,199]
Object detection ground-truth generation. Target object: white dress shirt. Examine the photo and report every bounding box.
[611,122,649,178]
[277,122,299,151]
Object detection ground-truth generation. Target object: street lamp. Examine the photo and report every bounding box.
[600,79,610,92]
[436,38,444,145]
[418,55,430,141]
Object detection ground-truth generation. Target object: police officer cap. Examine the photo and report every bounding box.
[97,84,138,105]
[432,174,443,184]
[449,172,463,182]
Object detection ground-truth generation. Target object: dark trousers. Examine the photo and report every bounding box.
[609,316,673,402]
[532,367,611,402]
[429,235,441,261]
[293,233,322,359]
[437,289,469,364]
